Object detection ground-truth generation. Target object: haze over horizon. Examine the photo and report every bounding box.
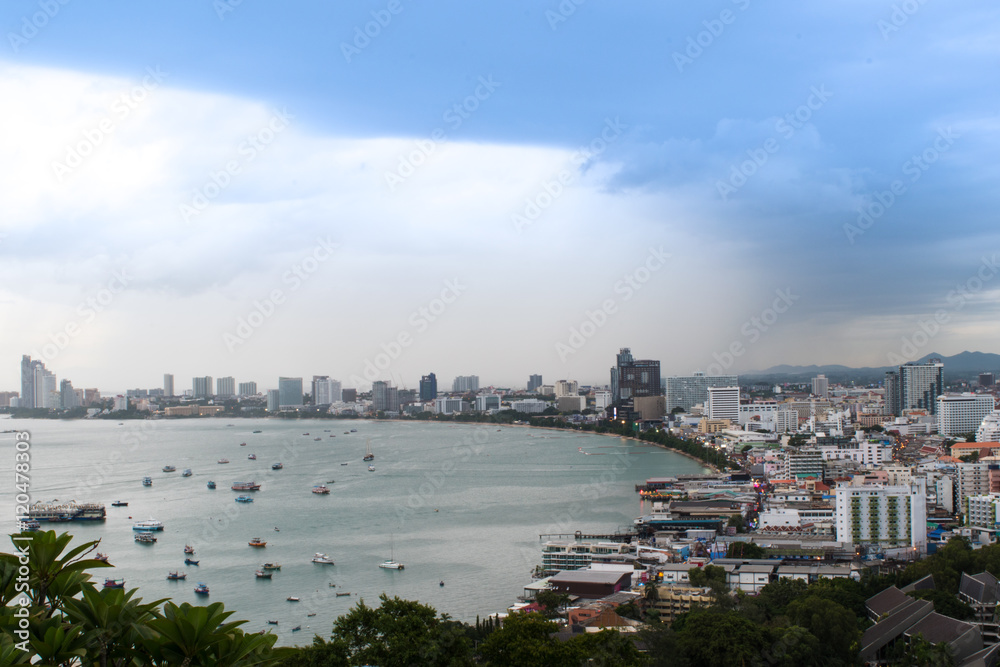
[2,1,999,392]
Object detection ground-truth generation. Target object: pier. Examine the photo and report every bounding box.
[539,529,638,543]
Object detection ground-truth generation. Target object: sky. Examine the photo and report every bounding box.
[2,1,999,393]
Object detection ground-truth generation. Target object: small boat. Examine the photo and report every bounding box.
[344,432,349,435]
[134,533,156,544]
[313,437,321,441]
[379,559,404,570]
[182,469,193,477]
[261,562,281,570]
[439,581,445,587]
[133,520,164,531]
[340,462,348,466]
[218,459,229,464]
[248,538,266,547]
[312,485,330,495]
[185,558,200,565]
[235,496,254,503]
[207,481,216,489]
[307,613,316,617]
[111,501,128,507]
[363,439,374,461]
[336,592,351,597]
[162,465,176,473]
[292,625,302,632]
[184,545,195,554]
[267,620,278,625]
[271,463,283,470]
[312,553,334,565]
[329,582,337,587]
[287,596,299,602]
[142,477,153,486]
[350,429,357,433]
[253,430,262,433]
[21,520,40,531]
[232,481,261,491]
[95,553,109,562]
[167,572,186,580]
[255,570,272,579]
[248,454,256,460]
[103,578,125,588]
[368,465,375,472]
[194,583,209,595]
[240,442,247,446]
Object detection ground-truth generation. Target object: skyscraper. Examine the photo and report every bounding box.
[163,374,174,397]
[707,386,740,422]
[665,372,740,412]
[610,348,661,405]
[312,376,342,405]
[278,377,303,408]
[216,376,235,398]
[238,382,257,396]
[419,373,438,401]
[21,355,36,409]
[193,376,213,398]
[452,375,479,393]
[884,360,944,416]
[60,379,79,409]
[811,374,829,399]
[372,380,400,412]
[528,374,543,392]
[266,389,280,412]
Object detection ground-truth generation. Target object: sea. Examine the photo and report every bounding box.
[0,417,708,646]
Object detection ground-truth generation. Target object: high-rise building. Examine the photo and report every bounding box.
[84,389,100,406]
[372,380,400,412]
[610,348,661,405]
[60,379,78,409]
[278,377,303,408]
[163,374,174,397]
[884,360,944,416]
[20,355,35,409]
[811,374,829,399]
[452,375,479,393]
[419,373,438,401]
[192,376,213,398]
[980,373,996,388]
[342,388,357,403]
[554,380,579,397]
[977,412,1000,443]
[834,480,928,551]
[665,372,739,412]
[216,376,235,398]
[266,389,280,412]
[937,393,996,436]
[594,390,611,410]
[475,394,501,411]
[312,376,342,405]
[238,382,258,396]
[21,356,58,409]
[706,386,739,422]
[528,374,543,392]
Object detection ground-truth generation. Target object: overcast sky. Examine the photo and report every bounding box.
[2,1,999,393]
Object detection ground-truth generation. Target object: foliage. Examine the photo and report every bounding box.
[673,609,769,667]
[906,589,974,621]
[535,589,571,618]
[726,540,765,558]
[687,565,726,589]
[785,596,860,666]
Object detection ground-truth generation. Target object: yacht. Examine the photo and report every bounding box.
[132,520,164,531]
[162,465,176,473]
[363,439,374,461]
[312,485,330,494]
[134,533,156,544]
[379,559,404,570]
[271,462,283,470]
[248,454,256,460]
[312,553,334,565]
[142,477,153,487]
[368,465,375,472]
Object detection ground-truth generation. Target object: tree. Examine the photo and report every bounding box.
[565,630,644,666]
[688,565,726,590]
[907,590,974,621]
[756,578,808,620]
[727,539,768,559]
[674,609,769,667]
[478,612,577,667]
[727,515,747,533]
[534,589,570,618]
[785,596,860,666]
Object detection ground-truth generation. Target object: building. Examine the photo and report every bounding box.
[113,395,127,412]
[738,403,799,433]
[278,377,303,409]
[884,360,944,416]
[59,379,78,409]
[610,348,661,405]
[785,449,825,480]
[665,372,739,412]
[977,412,1000,443]
[649,585,714,623]
[452,375,479,393]
[163,404,225,417]
[216,376,235,399]
[372,381,399,413]
[163,374,174,397]
[419,373,438,401]
[812,374,829,399]
[0,391,18,407]
[192,376,213,399]
[20,355,36,409]
[956,461,1000,501]
[511,398,549,414]
[266,389,280,412]
[84,388,100,406]
[475,394,501,412]
[556,395,586,412]
[706,386,739,422]
[937,393,995,436]
[312,376,342,405]
[434,396,464,415]
[964,494,1000,528]
[834,479,928,551]
[980,373,996,388]
[594,390,612,410]
[554,380,579,398]
[238,382,258,396]
[634,395,666,421]
[528,374,543,392]
[21,356,58,410]
[540,542,633,574]
[342,388,357,403]
[547,570,633,599]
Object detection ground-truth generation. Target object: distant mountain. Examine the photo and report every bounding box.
[744,351,1000,381]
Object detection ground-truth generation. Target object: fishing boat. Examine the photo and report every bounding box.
[232,481,261,491]
[312,553,334,565]
[182,469,193,477]
[261,562,281,571]
[350,429,357,433]
[111,500,128,507]
[21,520,40,531]
[162,465,176,473]
[95,552,109,562]
[287,596,299,602]
[255,570,272,579]
[336,591,351,597]
[185,558,200,565]
[103,578,125,588]
[184,545,195,554]
[218,459,229,464]
[167,572,186,580]
[207,481,216,489]
[363,439,374,461]
[340,462,348,466]
[235,496,254,503]
[266,620,278,625]
[312,485,330,495]
[253,430,262,434]
[248,454,256,460]
[307,612,316,617]
[133,520,164,531]
[194,583,209,595]
[142,477,153,486]
[271,462,283,470]
[248,538,266,547]
[134,533,156,544]
[368,465,375,472]
[292,625,302,632]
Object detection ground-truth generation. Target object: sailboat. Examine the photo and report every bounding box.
[379,535,404,570]
[363,439,374,462]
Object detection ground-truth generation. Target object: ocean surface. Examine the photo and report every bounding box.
[0,417,707,646]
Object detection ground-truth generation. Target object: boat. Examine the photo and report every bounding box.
[350,429,357,433]
[184,545,195,554]
[287,596,299,602]
[111,501,128,507]
[271,463,283,470]
[240,442,247,446]
[267,620,278,625]
[134,533,156,544]
[302,433,309,436]
[194,583,209,595]
[133,520,164,531]
[248,538,266,547]
[207,481,216,489]
[218,459,229,464]
[162,465,176,473]
[20,520,40,531]
[439,581,445,587]
[248,454,256,460]
[253,430,262,433]
[344,432,349,435]
[363,439,374,461]
[379,537,404,570]
[185,558,200,565]
[143,477,153,486]
[103,578,125,588]
[368,465,375,472]
[340,462,348,466]
[182,469,193,477]
[307,612,316,617]
[261,562,281,570]
[255,570,272,579]
[235,496,254,503]
[167,572,186,580]
[23,502,107,523]
[292,625,302,632]
[336,592,351,597]
[312,553,334,565]
[95,552,109,562]
[314,437,321,441]
[232,481,261,491]
[312,485,330,494]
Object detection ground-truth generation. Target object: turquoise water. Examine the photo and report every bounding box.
[0,418,707,645]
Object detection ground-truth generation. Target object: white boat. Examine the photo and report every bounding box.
[182,469,192,477]
[368,465,375,472]
[379,537,404,569]
[132,519,164,531]
[363,439,374,461]
[162,465,176,473]
[312,553,334,565]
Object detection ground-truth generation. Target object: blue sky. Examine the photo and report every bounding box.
[2,0,999,392]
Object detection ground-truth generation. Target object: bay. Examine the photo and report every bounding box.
[0,417,707,646]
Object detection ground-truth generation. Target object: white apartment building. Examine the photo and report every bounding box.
[707,386,739,422]
[978,412,1000,443]
[738,403,799,433]
[594,390,612,410]
[554,380,579,397]
[834,479,928,551]
[816,439,893,468]
[475,394,501,411]
[965,494,1000,528]
[957,462,994,501]
[435,397,464,415]
[937,393,996,436]
[511,398,549,414]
